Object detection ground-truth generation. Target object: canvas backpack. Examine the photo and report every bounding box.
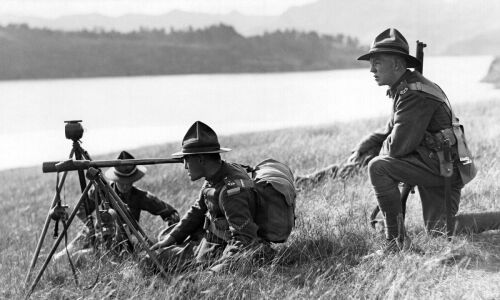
[220,158,297,243]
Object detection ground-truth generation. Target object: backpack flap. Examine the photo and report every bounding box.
[253,158,297,206]
[252,158,297,243]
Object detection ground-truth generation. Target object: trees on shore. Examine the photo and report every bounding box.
[0,23,366,80]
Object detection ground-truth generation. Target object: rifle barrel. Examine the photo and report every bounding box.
[415,40,427,74]
[43,158,183,173]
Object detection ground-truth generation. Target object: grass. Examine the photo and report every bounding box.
[1,98,500,299]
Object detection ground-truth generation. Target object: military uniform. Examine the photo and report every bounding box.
[143,121,274,274]
[53,151,179,262]
[82,183,179,225]
[150,161,268,271]
[359,70,500,235]
[355,28,500,249]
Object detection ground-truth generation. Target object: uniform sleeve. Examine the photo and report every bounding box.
[385,92,440,158]
[168,187,207,243]
[76,186,99,221]
[354,118,392,154]
[219,187,259,246]
[139,191,178,221]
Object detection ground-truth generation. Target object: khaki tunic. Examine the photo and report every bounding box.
[147,161,269,273]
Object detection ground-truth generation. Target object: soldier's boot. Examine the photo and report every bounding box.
[454,211,500,235]
[381,212,406,254]
[364,212,423,259]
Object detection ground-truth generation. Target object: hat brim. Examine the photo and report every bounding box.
[171,147,231,158]
[357,50,422,69]
[104,165,146,183]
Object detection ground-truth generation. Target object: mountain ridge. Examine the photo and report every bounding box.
[2,0,500,54]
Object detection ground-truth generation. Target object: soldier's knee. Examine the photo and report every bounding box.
[368,156,388,178]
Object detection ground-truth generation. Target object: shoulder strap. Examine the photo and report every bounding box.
[407,81,458,124]
[238,164,255,173]
[408,81,474,170]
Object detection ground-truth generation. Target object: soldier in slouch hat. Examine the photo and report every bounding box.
[54,150,179,262]
[353,28,500,254]
[141,121,273,274]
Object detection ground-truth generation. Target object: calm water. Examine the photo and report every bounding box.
[1,56,498,170]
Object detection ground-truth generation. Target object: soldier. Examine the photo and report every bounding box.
[143,121,272,273]
[353,28,500,253]
[54,150,180,261]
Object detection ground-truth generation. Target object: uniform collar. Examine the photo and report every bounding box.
[205,161,225,185]
[387,70,412,98]
[112,182,136,199]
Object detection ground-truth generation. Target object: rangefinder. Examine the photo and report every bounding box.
[64,120,84,141]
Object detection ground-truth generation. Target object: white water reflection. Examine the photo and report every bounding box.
[0,55,498,170]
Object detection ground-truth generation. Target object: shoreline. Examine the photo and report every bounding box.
[1,96,494,173]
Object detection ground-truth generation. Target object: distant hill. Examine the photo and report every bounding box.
[2,0,500,55]
[445,29,500,55]
[482,57,500,88]
[278,0,500,55]
[0,24,366,80]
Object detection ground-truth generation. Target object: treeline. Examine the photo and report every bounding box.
[0,23,366,80]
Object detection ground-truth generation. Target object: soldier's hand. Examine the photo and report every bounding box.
[166,211,180,226]
[338,163,357,179]
[346,151,363,165]
[150,234,176,251]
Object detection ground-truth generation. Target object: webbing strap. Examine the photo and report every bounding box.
[407,82,456,120]
[407,81,471,164]
[444,176,453,237]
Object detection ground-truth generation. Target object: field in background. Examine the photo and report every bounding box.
[1,99,500,299]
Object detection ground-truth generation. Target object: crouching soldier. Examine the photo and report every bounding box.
[54,150,180,262]
[354,28,500,254]
[141,121,273,274]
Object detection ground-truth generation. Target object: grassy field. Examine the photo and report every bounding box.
[1,98,500,299]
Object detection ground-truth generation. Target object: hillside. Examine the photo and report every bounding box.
[3,0,500,55]
[0,24,365,80]
[483,57,500,87]
[445,28,500,55]
[2,98,500,298]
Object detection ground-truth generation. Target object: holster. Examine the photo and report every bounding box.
[423,128,456,177]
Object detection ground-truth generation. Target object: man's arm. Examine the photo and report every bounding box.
[151,187,207,250]
[356,120,392,155]
[76,187,99,221]
[139,191,180,225]
[346,119,392,167]
[219,188,259,247]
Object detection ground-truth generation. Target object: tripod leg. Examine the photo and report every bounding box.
[23,170,70,287]
[101,182,153,245]
[73,142,96,249]
[94,176,169,278]
[25,181,93,299]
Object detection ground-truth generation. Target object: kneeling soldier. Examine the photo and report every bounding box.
[353,28,500,253]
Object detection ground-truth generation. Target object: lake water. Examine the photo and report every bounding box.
[1,56,498,170]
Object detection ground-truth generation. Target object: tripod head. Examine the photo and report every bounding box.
[64,120,84,142]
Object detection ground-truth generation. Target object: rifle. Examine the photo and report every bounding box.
[415,40,426,74]
[370,40,426,229]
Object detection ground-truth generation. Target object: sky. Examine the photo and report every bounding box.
[0,0,316,18]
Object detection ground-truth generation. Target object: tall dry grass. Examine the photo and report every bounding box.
[1,98,500,299]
